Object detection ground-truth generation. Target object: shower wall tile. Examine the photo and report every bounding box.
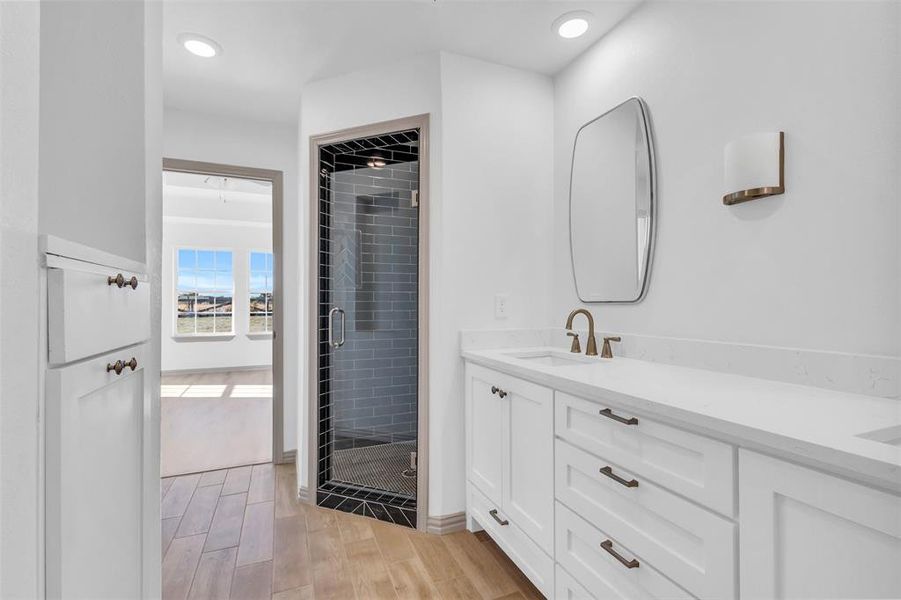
[324,151,420,447]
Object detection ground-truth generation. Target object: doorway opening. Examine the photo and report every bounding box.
[160,160,285,477]
[308,115,429,530]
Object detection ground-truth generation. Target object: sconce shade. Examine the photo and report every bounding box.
[723,131,784,205]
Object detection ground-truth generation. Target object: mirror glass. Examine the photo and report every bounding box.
[569,97,655,302]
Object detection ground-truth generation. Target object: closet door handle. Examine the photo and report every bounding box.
[600,466,639,488]
[599,408,638,426]
[489,509,509,526]
[600,539,640,569]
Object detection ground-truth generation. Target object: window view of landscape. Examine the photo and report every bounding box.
[249,251,273,333]
[177,249,234,334]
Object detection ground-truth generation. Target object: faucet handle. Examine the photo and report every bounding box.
[601,336,621,359]
[566,331,582,354]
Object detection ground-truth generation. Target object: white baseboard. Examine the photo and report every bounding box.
[426,512,466,535]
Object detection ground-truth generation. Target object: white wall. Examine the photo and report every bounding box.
[298,51,444,505]
[163,108,299,451]
[1,1,161,595]
[0,3,41,596]
[553,1,901,358]
[142,3,163,597]
[38,0,148,263]
[298,52,554,516]
[161,218,273,371]
[435,53,554,515]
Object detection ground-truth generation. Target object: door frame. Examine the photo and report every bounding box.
[161,158,289,464]
[306,114,430,531]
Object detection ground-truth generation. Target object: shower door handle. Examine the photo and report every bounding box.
[328,307,346,348]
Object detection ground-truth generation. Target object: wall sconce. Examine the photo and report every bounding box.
[723,131,784,205]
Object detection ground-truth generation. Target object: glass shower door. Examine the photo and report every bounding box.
[316,128,420,527]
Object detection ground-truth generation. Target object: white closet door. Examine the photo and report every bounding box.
[46,345,147,599]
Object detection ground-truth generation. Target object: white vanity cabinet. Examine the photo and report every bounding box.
[463,351,901,600]
[739,450,901,600]
[465,363,555,595]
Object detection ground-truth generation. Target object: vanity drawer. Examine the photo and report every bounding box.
[555,440,736,600]
[555,392,735,516]
[468,485,553,598]
[48,265,149,365]
[556,564,594,599]
[556,502,695,600]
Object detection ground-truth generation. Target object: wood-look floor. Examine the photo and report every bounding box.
[161,464,544,600]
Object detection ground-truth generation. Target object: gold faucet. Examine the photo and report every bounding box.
[565,308,598,356]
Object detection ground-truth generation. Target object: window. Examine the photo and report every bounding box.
[177,249,234,335]
[249,251,273,333]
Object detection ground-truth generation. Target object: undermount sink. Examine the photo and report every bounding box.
[856,425,901,448]
[503,349,598,367]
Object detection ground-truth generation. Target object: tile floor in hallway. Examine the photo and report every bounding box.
[161,463,543,600]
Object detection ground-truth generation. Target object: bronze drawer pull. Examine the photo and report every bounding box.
[599,408,638,426]
[490,386,508,398]
[600,539,640,569]
[600,466,639,488]
[107,273,139,289]
[488,509,509,526]
[106,358,138,375]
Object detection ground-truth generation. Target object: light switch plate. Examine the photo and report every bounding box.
[495,294,509,319]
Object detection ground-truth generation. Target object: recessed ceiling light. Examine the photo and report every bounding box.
[553,11,592,39]
[177,33,221,58]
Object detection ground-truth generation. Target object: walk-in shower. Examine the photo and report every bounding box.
[312,120,425,528]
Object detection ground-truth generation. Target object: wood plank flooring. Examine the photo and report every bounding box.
[161,464,543,600]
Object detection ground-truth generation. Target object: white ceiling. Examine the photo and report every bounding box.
[163,0,640,123]
[163,171,272,224]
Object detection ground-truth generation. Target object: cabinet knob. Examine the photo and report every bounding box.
[490,385,507,398]
[106,358,137,375]
[106,360,124,375]
[107,273,138,289]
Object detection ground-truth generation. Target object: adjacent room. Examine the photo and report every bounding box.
[160,169,275,477]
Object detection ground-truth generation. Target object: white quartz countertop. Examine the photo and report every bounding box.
[462,346,901,494]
